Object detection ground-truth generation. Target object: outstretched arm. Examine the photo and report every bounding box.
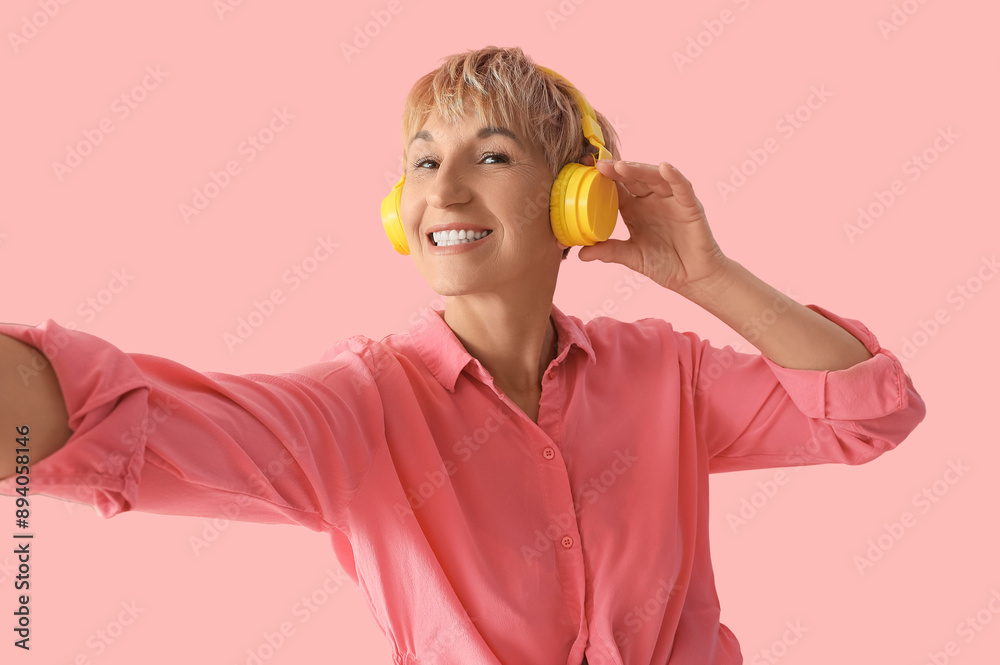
[0,320,385,531]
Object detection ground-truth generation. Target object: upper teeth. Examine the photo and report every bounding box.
[432,229,492,245]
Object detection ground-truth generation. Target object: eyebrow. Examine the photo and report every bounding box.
[408,125,523,148]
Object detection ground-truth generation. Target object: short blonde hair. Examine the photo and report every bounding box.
[400,46,621,180]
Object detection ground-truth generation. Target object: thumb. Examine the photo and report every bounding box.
[578,238,628,263]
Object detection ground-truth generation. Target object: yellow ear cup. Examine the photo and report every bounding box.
[381,175,409,255]
[549,163,620,247]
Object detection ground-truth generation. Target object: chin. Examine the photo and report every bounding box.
[426,278,474,297]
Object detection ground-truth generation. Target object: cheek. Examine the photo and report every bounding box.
[506,183,554,236]
[399,187,421,226]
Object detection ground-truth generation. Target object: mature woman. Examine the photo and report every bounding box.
[0,46,925,664]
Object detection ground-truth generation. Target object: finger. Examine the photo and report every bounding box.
[621,179,655,198]
[578,237,630,264]
[657,163,699,208]
[613,180,636,215]
[595,160,659,197]
[604,160,676,198]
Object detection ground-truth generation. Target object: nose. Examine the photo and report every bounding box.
[425,161,471,210]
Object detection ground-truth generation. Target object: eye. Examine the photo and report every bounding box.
[481,152,510,164]
[410,151,511,171]
[412,157,438,170]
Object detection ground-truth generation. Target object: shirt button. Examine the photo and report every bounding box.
[543,447,555,460]
[561,536,573,549]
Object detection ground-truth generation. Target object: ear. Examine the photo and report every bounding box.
[582,154,596,167]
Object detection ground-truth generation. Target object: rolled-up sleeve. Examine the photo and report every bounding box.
[0,319,385,533]
[679,304,927,472]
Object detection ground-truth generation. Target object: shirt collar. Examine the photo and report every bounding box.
[409,302,596,393]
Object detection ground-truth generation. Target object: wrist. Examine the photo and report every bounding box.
[675,256,743,307]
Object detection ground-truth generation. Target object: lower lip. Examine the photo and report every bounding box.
[427,232,493,254]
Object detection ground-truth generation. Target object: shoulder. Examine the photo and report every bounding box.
[580,313,719,387]
[316,329,426,379]
[582,312,685,352]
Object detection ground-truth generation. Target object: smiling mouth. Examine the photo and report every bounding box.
[429,229,493,247]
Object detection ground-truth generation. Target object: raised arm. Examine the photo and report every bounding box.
[579,158,925,468]
[0,332,73,479]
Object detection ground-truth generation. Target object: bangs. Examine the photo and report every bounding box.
[403,73,532,151]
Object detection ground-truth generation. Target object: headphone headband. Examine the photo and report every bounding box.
[533,64,612,162]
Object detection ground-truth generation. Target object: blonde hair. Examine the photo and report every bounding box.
[400,46,621,180]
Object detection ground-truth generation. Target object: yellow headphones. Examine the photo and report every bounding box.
[379,64,619,255]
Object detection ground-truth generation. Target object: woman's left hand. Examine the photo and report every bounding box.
[578,157,731,295]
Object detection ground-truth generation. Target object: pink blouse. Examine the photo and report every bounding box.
[0,302,925,664]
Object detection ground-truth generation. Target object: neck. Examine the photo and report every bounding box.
[442,291,559,395]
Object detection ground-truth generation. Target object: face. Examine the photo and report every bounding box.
[399,108,569,299]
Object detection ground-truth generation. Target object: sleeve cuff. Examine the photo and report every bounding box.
[0,319,149,517]
[759,304,910,421]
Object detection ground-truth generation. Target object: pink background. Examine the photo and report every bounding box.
[2,0,997,663]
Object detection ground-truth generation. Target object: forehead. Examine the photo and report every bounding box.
[409,108,540,156]
[411,118,518,144]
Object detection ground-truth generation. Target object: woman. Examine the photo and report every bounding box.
[0,46,925,664]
